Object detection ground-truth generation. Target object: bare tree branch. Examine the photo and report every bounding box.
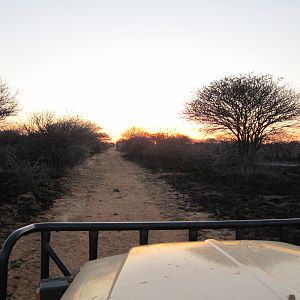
[183,74,300,179]
[0,79,19,121]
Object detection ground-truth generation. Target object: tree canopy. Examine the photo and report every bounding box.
[0,79,18,121]
[183,74,300,175]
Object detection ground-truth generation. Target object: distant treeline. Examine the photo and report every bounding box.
[0,112,111,210]
[117,128,300,174]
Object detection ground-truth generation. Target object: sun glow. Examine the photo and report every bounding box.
[1,1,300,141]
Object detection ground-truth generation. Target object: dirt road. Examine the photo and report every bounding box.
[5,148,231,299]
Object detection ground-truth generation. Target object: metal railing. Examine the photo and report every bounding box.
[1,218,300,300]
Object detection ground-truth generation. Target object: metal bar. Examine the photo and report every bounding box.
[236,227,244,240]
[89,230,99,260]
[0,246,8,300]
[280,227,289,242]
[0,224,36,300]
[46,244,71,277]
[139,229,149,245]
[41,231,50,279]
[2,219,300,300]
[189,229,198,241]
[16,218,300,232]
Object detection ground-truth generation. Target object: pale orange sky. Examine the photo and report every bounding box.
[1,1,300,141]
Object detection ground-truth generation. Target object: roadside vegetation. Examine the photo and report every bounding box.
[117,127,300,175]
[0,80,111,226]
[117,129,300,241]
[117,73,300,243]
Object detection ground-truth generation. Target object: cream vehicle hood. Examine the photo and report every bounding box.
[62,239,300,300]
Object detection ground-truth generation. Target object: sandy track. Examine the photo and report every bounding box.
[5,148,231,299]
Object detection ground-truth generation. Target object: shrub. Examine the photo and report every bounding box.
[118,129,249,176]
[0,145,49,201]
[21,112,109,170]
[0,112,110,207]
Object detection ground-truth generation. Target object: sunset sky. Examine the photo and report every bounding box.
[1,0,300,141]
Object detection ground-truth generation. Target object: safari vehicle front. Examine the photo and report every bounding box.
[1,219,300,300]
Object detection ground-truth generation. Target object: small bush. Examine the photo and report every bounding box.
[0,112,110,209]
[0,144,49,197]
[21,112,108,170]
[260,142,300,165]
[117,129,230,172]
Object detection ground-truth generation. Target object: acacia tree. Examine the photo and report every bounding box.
[183,74,300,178]
[0,79,18,122]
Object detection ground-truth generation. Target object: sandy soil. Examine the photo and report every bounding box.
[5,148,232,299]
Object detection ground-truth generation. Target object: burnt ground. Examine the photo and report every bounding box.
[121,151,300,244]
[159,164,300,244]
[1,148,299,299]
